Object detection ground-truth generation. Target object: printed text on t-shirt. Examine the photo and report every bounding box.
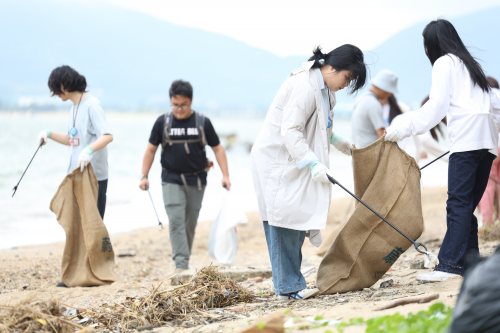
[169,128,199,136]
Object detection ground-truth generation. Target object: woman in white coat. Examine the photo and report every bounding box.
[386,19,500,282]
[251,45,367,301]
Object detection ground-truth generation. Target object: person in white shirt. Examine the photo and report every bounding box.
[386,19,500,282]
[478,77,500,223]
[251,45,367,301]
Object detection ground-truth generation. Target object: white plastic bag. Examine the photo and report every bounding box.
[208,191,248,264]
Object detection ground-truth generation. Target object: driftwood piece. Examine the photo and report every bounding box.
[373,293,439,311]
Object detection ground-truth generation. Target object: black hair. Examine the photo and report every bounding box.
[169,80,193,99]
[388,95,403,125]
[422,19,490,92]
[308,44,367,94]
[487,76,499,89]
[48,65,87,96]
[422,96,447,141]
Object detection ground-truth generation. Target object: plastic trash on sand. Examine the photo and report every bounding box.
[208,191,248,264]
[424,251,439,268]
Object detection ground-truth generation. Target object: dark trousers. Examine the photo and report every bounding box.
[97,179,108,220]
[436,149,495,275]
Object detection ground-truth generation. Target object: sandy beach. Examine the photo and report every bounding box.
[1,186,499,332]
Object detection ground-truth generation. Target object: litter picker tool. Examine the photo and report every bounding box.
[12,139,45,197]
[327,174,429,255]
[420,151,450,170]
[145,185,163,230]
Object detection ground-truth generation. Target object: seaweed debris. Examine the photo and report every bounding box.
[0,283,82,333]
[88,265,254,329]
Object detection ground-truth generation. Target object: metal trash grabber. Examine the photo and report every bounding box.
[145,185,163,230]
[420,151,450,170]
[12,139,45,197]
[327,174,428,254]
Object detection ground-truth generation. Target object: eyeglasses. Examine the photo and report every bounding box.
[171,103,190,110]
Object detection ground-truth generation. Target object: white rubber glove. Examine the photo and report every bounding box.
[385,121,413,142]
[330,133,354,156]
[308,161,332,184]
[37,130,50,147]
[77,146,94,172]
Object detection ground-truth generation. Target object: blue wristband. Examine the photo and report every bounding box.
[308,161,320,171]
[83,146,94,155]
[44,130,51,138]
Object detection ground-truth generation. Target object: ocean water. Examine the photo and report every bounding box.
[0,112,450,249]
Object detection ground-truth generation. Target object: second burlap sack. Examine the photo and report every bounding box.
[50,164,118,287]
[316,137,424,294]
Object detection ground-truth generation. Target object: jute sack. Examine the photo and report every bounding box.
[316,224,343,257]
[316,137,423,294]
[50,164,118,287]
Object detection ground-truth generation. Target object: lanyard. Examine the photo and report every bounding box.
[70,93,84,136]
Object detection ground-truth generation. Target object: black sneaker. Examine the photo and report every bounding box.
[56,282,68,288]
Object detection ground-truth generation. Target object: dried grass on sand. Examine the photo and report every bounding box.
[0,283,82,333]
[1,266,254,332]
[90,265,254,329]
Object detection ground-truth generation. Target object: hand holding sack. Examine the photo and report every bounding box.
[385,119,413,142]
[330,133,354,156]
[78,146,94,172]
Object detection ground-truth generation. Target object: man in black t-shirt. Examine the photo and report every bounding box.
[139,80,231,273]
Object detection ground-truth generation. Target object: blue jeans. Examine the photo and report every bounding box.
[436,149,495,275]
[263,221,307,294]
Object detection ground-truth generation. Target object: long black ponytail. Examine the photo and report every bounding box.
[422,19,490,92]
[308,44,367,94]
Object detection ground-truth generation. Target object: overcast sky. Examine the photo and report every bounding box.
[106,0,500,57]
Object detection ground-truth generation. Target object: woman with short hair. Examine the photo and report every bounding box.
[386,19,500,281]
[251,44,367,300]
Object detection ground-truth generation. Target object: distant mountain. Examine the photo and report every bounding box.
[336,6,500,109]
[0,0,303,112]
[1,2,499,112]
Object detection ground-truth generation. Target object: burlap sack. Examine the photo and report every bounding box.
[316,137,424,294]
[50,164,118,287]
[316,224,343,257]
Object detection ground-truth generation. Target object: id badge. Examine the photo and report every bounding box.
[69,138,80,146]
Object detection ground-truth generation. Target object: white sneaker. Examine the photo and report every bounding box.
[278,288,320,301]
[416,271,461,282]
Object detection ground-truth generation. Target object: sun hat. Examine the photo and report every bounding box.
[371,69,399,95]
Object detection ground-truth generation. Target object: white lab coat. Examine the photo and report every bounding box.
[251,61,334,231]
